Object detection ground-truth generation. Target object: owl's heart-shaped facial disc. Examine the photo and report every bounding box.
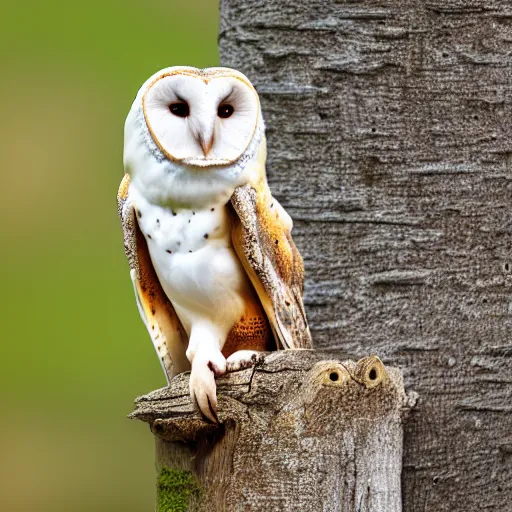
[142,68,260,168]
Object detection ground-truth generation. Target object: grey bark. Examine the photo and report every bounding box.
[133,351,413,511]
[218,1,512,511]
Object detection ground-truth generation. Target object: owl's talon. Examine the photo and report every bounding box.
[208,359,227,376]
[190,366,218,422]
[226,350,263,372]
[189,351,226,422]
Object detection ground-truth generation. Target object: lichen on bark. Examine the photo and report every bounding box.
[156,467,202,512]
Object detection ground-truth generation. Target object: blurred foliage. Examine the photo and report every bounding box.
[0,1,218,510]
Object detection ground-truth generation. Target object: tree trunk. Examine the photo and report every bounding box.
[218,1,512,511]
[132,351,413,511]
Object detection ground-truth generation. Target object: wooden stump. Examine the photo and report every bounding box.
[132,351,415,511]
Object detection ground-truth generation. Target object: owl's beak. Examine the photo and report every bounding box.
[191,116,215,157]
[198,134,214,156]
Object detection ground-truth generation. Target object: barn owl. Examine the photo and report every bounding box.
[118,66,311,422]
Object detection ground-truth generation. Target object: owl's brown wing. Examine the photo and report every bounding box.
[117,174,189,382]
[230,182,312,349]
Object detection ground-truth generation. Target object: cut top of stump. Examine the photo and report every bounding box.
[130,350,412,442]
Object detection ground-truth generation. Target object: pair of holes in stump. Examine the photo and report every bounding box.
[329,369,378,382]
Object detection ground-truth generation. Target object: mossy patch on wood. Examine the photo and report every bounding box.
[157,467,202,512]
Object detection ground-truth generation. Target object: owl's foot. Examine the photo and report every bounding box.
[226,350,264,372]
[189,350,226,423]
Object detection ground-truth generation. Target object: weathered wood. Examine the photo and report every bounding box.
[219,1,512,511]
[132,350,413,511]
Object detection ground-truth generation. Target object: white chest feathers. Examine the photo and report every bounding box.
[135,193,231,255]
[131,187,251,339]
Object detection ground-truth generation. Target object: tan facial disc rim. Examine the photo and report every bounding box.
[142,69,260,166]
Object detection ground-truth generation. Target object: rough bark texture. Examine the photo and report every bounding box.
[132,351,413,511]
[218,1,512,511]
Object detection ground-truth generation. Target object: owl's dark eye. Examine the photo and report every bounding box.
[218,104,234,119]
[169,102,189,118]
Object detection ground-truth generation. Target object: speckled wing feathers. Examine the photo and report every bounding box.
[117,174,189,381]
[231,183,312,349]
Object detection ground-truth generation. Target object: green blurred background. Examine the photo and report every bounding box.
[0,1,218,510]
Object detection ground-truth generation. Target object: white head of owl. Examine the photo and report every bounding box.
[124,67,264,173]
